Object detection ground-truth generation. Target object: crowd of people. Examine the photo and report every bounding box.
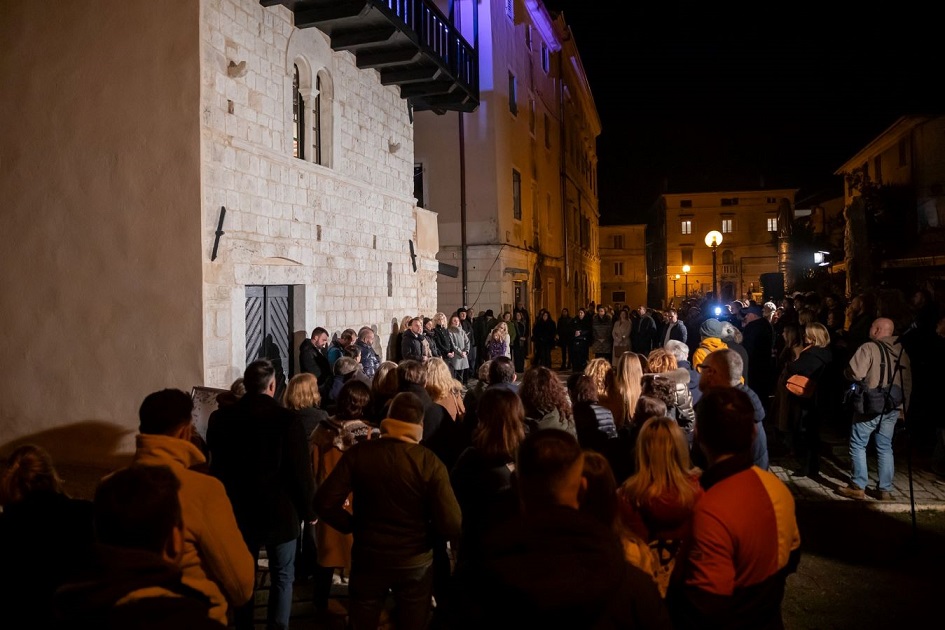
[2,282,942,630]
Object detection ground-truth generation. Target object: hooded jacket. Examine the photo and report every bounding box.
[133,434,255,624]
[693,337,728,373]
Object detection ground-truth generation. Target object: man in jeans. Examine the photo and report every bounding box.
[314,392,462,630]
[838,317,912,501]
[207,359,315,630]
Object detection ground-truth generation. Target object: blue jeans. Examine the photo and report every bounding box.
[236,538,296,630]
[348,562,434,630]
[849,411,898,491]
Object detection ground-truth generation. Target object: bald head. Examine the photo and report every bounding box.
[869,317,894,340]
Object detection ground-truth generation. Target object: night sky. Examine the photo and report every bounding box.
[542,3,939,225]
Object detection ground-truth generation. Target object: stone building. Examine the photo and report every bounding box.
[415,0,600,317]
[599,225,648,310]
[652,189,798,306]
[0,0,476,464]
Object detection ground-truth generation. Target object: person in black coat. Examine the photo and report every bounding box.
[741,305,776,410]
[631,305,658,355]
[556,308,575,370]
[531,309,557,368]
[785,323,833,478]
[570,308,592,373]
[299,327,333,400]
[206,359,315,630]
[401,317,426,362]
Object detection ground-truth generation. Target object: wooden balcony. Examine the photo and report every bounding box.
[261,0,478,113]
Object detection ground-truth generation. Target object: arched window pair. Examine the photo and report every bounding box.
[292,61,330,166]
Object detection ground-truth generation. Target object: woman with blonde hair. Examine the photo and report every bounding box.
[285,372,329,439]
[422,357,467,470]
[486,324,510,361]
[608,351,644,429]
[785,322,833,478]
[583,357,615,401]
[617,417,703,597]
[646,348,695,431]
[368,360,399,424]
[0,444,95,624]
[394,314,414,362]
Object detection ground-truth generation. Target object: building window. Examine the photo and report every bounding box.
[613,234,624,249]
[614,262,624,276]
[899,138,908,166]
[528,97,536,135]
[544,112,551,149]
[720,197,738,206]
[508,71,518,115]
[721,219,733,233]
[414,164,424,208]
[681,248,693,265]
[680,199,692,208]
[612,291,626,303]
[292,64,304,159]
[505,0,514,20]
[512,169,522,220]
[541,42,550,73]
[312,74,322,165]
[767,217,778,232]
[681,220,692,235]
[525,24,532,50]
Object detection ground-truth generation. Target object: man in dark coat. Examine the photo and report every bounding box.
[207,359,315,630]
[400,317,426,362]
[741,305,775,410]
[661,308,688,347]
[631,305,658,355]
[556,308,574,370]
[299,326,332,399]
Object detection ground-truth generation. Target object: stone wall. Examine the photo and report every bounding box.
[200,0,437,387]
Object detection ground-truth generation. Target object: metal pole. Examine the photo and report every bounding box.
[712,245,718,299]
[684,274,688,298]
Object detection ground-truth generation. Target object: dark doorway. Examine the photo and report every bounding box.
[245,285,292,400]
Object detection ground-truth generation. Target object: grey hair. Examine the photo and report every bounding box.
[665,339,689,364]
[720,322,743,344]
[712,348,743,386]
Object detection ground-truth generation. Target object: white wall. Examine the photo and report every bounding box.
[0,0,203,465]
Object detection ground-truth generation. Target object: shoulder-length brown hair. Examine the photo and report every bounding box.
[519,366,572,421]
[473,388,526,460]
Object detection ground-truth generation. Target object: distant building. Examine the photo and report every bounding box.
[0,0,477,465]
[416,0,601,316]
[835,114,945,296]
[599,225,647,309]
[654,189,798,305]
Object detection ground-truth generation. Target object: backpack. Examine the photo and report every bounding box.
[844,341,904,415]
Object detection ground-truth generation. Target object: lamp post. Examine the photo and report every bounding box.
[672,274,680,300]
[704,230,723,300]
[682,264,690,298]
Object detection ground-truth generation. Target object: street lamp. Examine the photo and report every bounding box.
[672,274,680,300]
[682,264,690,298]
[704,230,723,300]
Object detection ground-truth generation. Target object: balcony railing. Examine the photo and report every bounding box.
[262,0,479,113]
[720,264,738,276]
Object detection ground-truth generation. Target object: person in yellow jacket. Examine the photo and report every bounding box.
[134,389,255,626]
[692,318,729,373]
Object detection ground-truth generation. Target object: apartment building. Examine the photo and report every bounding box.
[415,0,601,316]
[599,225,647,309]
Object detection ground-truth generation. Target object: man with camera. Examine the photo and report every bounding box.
[838,317,912,501]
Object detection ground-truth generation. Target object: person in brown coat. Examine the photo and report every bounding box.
[309,380,378,614]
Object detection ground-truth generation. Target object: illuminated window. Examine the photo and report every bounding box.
[681,220,692,235]
[721,219,733,233]
[767,217,778,232]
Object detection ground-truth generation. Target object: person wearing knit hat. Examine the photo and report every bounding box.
[693,319,728,374]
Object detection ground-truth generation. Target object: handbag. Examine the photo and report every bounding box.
[786,374,816,399]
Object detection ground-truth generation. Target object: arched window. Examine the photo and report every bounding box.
[292,64,305,159]
[312,74,322,165]
[722,249,735,265]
